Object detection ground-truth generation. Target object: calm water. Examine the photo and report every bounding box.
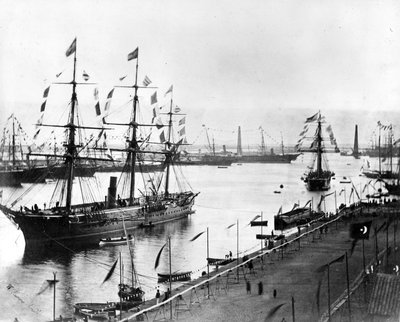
[0,154,387,320]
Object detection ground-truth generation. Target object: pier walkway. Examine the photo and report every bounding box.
[118,201,400,322]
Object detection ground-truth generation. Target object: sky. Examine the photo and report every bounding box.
[0,0,400,147]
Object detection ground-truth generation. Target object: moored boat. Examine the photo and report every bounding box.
[274,203,315,231]
[297,112,336,191]
[157,271,192,283]
[99,235,133,246]
[207,257,235,266]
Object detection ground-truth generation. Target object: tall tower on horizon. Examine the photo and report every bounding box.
[237,126,242,156]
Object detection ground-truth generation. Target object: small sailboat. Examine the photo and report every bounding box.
[296,112,336,191]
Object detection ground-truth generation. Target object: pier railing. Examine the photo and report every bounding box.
[120,201,398,321]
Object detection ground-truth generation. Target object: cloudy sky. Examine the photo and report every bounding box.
[1,0,399,146]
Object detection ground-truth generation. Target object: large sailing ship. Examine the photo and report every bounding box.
[297,112,336,191]
[0,40,198,246]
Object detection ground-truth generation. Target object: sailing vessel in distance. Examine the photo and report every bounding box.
[297,112,336,191]
[236,126,300,163]
[0,40,198,246]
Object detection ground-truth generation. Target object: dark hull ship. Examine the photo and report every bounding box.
[297,112,336,191]
[0,41,198,246]
[0,114,96,186]
[236,126,300,164]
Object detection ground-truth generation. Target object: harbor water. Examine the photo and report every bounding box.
[0,154,389,320]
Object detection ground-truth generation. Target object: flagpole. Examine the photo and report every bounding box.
[327,264,331,322]
[53,272,56,322]
[292,296,296,322]
[345,252,352,322]
[386,220,389,270]
[119,252,122,320]
[237,219,239,281]
[334,191,337,214]
[169,236,172,319]
[260,212,263,254]
[207,227,210,298]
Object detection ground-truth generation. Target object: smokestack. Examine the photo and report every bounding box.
[107,176,117,208]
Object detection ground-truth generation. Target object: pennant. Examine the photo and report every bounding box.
[305,112,319,123]
[249,215,261,225]
[151,108,158,123]
[82,70,89,81]
[94,87,99,101]
[95,102,101,116]
[154,243,167,269]
[142,75,152,87]
[119,75,127,81]
[265,303,286,320]
[40,101,46,112]
[107,89,114,99]
[151,92,157,105]
[277,206,282,216]
[43,86,50,98]
[65,38,77,57]
[350,221,372,240]
[179,117,186,126]
[190,231,206,242]
[179,127,186,137]
[128,47,139,61]
[159,131,166,143]
[316,254,345,273]
[37,279,58,295]
[164,85,173,97]
[226,223,236,229]
[102,259,118,284]
[56,71,63,78]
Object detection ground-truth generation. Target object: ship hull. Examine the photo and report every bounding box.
[274,208,313,230]
[306,177,331,191]
[238,153,300,164]
[385,183,400,196]
[0,193,197,246]
[0,170,24,187]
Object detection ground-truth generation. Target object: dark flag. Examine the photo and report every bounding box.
[151,92,157,105]
[40,101,46,112]
[128,47,139,61]
[164,85,173,96]
[189,231,206,242]
[305,112,319,123]
[43,86,50,98]
[154,243,167,269]
[66,38,77,57]
[264,303,286,321]
[350,221,372,240]
[102,258,118,284]
[95,102,101,116]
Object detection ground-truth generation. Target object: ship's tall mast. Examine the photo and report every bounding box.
[128,51,139,206]
[65,43,78,211]
[164,93,174,196]
[316,113,322,177]
[11,115,15,167]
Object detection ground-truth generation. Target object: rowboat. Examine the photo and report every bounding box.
[99,235,133,246]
